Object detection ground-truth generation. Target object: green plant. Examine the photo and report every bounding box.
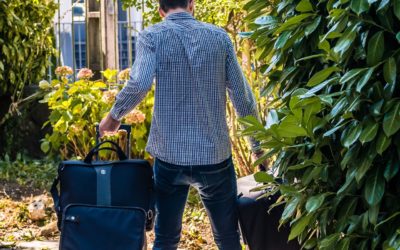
[0,0,57,106]
[40,67,152,160]
[242,0,400,249]
[0,154,57,190]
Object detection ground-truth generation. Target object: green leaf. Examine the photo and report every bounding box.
[333,25,358,57]
[303,238,317,249]
[40,141,50,153]
[377,0,390,12]
[356,67,375,92]
[296,0,313,12]
[383,57,397,84]
[360,120,379,144]
[383,102,400,137]
[338,169,356,194]
[274,31,292,49]
[396,32,400,43]
[329,97,348,118]
[376,132,391,155]
[253,171,275,183]
[274,14,314,34]
[364,169,385,206]
[254,15,278,25]
[239,115,264,130]
[277,115,308,138]
[350,0,369,15]
[340,68,366,84]
[266,110,279,129]
[289,214,313,240]
[306,194,326,212]
[307,67,340,87]
[337,238,350,250]
[323,123,346,137]
[305,16,321,36]
[356,146,376,182]
[367,31,384,66]
[368,204,379,225]
[302,78,336,98]
[342,123,362,148]
[394,0,400,20]
[282,197,300,221]
[239,32,253,38]
[319,233,340,249]
[384,156,399,181]
[370,100,384,117]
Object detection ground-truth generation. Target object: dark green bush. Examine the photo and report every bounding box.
[242,0,400,249]
[0,154,57,190]
[0,0,57,97]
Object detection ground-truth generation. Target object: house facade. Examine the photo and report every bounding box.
[54,0,143,73]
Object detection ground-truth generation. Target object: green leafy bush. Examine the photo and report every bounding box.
[0,0,57,98]
[242,0,400,249]
[0,154,57,190]
[40,67,152,160]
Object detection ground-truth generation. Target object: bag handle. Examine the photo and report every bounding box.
[84,140,127,164]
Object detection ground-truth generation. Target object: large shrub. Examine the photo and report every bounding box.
[242,0,400,249]
[0,0,57,98]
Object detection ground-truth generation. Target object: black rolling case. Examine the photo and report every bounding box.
[50,125,154,250]
[237,174,300,250]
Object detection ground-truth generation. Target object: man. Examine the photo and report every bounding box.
[99,0,265,249]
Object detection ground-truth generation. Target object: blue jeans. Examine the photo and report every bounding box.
[152,156,241,250]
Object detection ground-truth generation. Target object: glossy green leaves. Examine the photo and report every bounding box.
[383,102,400,137]
[367,31,384,66]
[364,169,385,206]
[244,0,400,248]
[350,0,369,15]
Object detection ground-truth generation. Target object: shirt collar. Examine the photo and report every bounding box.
[165,11,195,21]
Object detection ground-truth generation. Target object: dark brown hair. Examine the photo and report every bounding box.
[159,0,190,12]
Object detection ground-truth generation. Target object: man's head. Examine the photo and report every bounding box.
[158,0,194,17]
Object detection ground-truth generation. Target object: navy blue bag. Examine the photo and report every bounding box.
[50,140,154,250]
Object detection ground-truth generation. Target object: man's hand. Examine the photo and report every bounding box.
[99,113,121,137]
[251,150,269,171]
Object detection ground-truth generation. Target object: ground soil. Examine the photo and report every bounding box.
[0,180,217,250]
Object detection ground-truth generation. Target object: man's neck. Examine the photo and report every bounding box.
[165,8,191,18]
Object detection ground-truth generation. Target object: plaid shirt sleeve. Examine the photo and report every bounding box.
[224,33,261,152]
[109,31,157,121]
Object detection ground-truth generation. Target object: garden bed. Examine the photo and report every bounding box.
[0,179,217,250]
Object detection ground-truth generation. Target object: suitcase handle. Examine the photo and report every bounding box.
[95,124,131,159]
[84,140,127,164]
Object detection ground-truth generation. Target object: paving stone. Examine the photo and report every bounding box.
[16,241,58,250]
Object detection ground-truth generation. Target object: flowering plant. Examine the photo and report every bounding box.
[40,67,152,160]
[77,68,94,80]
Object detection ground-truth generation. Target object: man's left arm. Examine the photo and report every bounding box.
[99,31,157,136]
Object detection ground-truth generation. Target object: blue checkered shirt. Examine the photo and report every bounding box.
[110,11,259,165]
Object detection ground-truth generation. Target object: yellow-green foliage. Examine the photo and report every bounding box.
[0,0,57,97]
[40,69,153,160]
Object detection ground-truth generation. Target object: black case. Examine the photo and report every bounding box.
[237,174,300,250]
[50,132,154,250]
